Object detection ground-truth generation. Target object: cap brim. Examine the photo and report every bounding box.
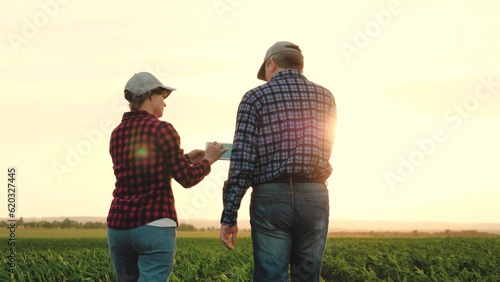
[160,85,176,92]
[257,62,266,81]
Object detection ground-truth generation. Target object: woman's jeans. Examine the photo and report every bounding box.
[250,182,329,282]
[107,225,176,282]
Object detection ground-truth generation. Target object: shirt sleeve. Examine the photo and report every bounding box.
[157,122,211,188]
[221,96,259,226]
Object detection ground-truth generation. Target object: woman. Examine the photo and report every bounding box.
[107,72,227,281]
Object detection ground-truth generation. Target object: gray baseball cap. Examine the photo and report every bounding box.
[124,72,176,101]
[257,41,302,81]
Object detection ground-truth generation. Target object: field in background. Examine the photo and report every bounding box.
[1,226,497,239]
[2,228,500,281]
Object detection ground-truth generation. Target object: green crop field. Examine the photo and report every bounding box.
[1,229,499,281]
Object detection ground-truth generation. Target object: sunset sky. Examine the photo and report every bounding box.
[1,0,499,225]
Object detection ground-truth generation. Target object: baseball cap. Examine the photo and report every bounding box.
[124,72,176,102]
[257,41,302,81]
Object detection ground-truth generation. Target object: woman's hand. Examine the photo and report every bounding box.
[186,149,205,164]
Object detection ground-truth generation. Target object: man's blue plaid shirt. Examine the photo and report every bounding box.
[221,69,337,226]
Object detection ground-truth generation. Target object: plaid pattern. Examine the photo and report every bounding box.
[107,110,211,229]
[221,70,337,226]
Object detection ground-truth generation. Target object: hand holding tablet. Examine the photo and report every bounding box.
[204,141,231,164]
[206,142,232,161]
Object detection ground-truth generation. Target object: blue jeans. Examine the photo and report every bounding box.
[250,182,329,282]
[107,225,176,282]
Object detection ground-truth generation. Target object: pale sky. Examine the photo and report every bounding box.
[1,0,499,225]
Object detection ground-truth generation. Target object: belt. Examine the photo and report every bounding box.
[263,174,326,185]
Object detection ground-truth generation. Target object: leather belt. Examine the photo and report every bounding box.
[263,174,326,185]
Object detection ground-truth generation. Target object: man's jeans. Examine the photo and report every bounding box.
[107,225,176,282]
[250,182,329,282]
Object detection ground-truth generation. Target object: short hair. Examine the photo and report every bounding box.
[126,87,167,111]
[267,50,304,72]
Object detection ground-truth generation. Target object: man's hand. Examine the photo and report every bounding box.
[205,142,228,165]
[220,224,238,250]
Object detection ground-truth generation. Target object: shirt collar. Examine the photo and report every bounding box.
[122,110,156,121]
[270,69,304,82]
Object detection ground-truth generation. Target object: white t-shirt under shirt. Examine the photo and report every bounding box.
[147,218,176,227]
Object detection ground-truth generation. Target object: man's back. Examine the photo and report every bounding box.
[233,69,336,185]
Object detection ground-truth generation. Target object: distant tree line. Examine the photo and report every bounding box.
[0,218,220,231]
[0,217,107,229]
[330,229,500,238]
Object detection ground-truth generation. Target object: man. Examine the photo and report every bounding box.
[107,72,227,281]
[220,42,337,281]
